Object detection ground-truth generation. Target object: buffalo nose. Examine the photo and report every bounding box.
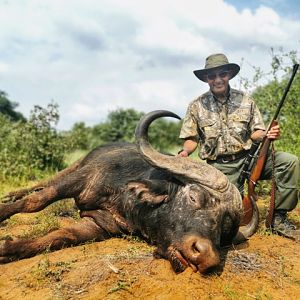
[184,235,220,273]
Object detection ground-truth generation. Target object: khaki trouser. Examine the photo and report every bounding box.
[208,151,299,211]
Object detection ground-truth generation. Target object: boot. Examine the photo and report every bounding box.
[271,210,300,241]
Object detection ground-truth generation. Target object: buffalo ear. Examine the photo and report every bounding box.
[127,180,178,204]
[142,179,171,195]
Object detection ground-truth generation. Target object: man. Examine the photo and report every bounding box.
[178,53,299,239]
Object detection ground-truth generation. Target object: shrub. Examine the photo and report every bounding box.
[0,102,67,180]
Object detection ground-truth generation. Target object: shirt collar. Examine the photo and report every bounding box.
[209,85,231,104]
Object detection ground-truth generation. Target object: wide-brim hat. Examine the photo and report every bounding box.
[193,53,240,82]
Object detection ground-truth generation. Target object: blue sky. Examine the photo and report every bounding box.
[227,0,300,19]
[0,0,299,130]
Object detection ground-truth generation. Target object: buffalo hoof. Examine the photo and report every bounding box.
[0,239,16,263]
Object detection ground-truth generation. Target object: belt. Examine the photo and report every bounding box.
[207,150,249,164]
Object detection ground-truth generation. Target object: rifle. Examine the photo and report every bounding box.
[239,64,299,226]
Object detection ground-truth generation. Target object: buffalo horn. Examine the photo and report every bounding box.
[233,196,259,243]
[135,110,239,203]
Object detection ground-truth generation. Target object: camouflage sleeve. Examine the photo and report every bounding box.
[179,101,199,140]
[249,99,266,132]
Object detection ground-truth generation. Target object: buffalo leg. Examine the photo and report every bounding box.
[1,158,83,204]
[0,217,107,263]
[0,186,61,222]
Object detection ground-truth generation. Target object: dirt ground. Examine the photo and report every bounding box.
[0,207,300,300]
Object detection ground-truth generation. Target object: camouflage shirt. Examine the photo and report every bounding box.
[179,87,266,160]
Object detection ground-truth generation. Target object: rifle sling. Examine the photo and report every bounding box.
[265,143,276,228]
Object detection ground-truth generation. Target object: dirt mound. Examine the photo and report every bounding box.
[1,206,300,300]
[1,230,300,299]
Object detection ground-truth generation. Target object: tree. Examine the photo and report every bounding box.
[89,108,182,152]
[0,91,25,121]
[147,118,182,151]
[0,102,67,179]
[237,47,299,157]
[65,122,91,150]
[94,108,144,144]
[252,71,300,156]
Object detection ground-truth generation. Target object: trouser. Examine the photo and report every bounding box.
[207,151,299,211]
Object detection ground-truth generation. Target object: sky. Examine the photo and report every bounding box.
[0,0,299,130]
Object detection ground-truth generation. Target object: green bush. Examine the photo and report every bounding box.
[63,121,92,150]
[0,103,67,180]
[82,108,182,152]
[91,108,144,146]
[250,51,300,158]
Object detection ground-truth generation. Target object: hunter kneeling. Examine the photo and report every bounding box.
[178,53,300,240]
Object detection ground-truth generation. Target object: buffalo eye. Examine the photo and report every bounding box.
[188,194,201,208]
[183,185,214,209]
[187,185,217,209]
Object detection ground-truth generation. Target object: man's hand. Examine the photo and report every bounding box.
[177,150,189,157]
[251,124,281,142]
[177,139,198,157]
[267,124,280,140]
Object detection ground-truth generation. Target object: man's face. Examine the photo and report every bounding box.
[205,68,232,98]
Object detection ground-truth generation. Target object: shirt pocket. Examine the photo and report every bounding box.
[198,119,218,140]
[229,113,250,138]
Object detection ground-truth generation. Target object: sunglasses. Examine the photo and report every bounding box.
[206,70,230,81]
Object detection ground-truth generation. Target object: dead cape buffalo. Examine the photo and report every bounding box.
[0,110,258,274]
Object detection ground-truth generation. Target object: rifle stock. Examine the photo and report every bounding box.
[240,120,276,225]
[249,120,277,182]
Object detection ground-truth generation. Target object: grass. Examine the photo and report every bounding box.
[222,284,239,299]
[19,212,60,239]
[45,199,80,219]
[30,256,73,283]
[100,244,153,263]
[0,148,86,200]
[22,255,77,299]
[15,199,79,240]
[109,272,137,294]
[64,149,87,166]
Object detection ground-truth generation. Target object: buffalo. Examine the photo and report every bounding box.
[0,110,258,274]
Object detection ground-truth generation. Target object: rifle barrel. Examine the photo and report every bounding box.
[272,64,299,124]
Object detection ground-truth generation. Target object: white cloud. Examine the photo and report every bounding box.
[0,0,299,130]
